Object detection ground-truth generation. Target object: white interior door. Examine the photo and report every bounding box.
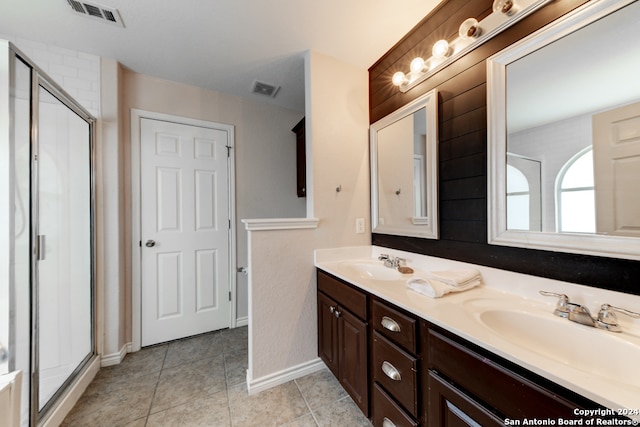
[140,118,231,346]
[593,101,640,237]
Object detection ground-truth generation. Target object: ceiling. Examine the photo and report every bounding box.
[0,0,443,113]
[506,0,640,134]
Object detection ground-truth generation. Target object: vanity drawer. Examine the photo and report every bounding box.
[372,298,417,354]
[317,270,367,320]
[372,383,418,427]
[373,331,418,417]
[428,329,581,420]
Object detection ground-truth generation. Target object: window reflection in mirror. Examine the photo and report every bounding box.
[504,0,640,237]
[371,89,438,239]
[488,0,640,260]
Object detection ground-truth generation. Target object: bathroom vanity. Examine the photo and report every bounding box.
[315,247,640,427]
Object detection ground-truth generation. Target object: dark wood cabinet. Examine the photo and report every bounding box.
[317,268,609,427]
[338,307,368,411]
[291,118,306,198]
[427,328,595,424]
[317,291,339,376]
[371,298,421,427]
[427,371,504,427]
[317,270,368,415]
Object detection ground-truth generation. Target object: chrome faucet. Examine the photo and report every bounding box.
[378,254,405,269]
[595,304,640,332]
[540,291,640,333]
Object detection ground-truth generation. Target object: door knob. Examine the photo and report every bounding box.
[145,240,156,247]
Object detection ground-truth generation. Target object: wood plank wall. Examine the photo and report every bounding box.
[369,0,640,295]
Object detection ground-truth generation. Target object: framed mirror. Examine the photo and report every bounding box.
[371,89,438,239]
[488,0,640,260]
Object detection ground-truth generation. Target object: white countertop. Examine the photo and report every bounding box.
[314,246,640,421]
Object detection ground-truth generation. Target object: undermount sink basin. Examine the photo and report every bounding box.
[477,307,640,389]
[338,260,403,281]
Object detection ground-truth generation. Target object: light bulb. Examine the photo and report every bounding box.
[493,0,517,15]
[392,71,407,87]
[459,18,481,39]
[410,57,427,74]
[432,40,450,59]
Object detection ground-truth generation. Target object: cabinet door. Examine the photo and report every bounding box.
[317,292,339,377]
[339,308,369,416]
[428,372,503,427]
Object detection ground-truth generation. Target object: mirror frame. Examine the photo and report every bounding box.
[371,88,439,239]
[487,0,640,261]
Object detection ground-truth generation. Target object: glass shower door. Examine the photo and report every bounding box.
[35,84,93,413]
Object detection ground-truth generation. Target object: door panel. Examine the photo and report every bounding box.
[140,118,230,346]
[36,86,93,411]
[593,101,640,237]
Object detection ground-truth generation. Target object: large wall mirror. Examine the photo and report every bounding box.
[488,0,640,260]
[371,89,438,238]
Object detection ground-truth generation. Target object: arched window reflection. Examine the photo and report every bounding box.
[556,147,595,233]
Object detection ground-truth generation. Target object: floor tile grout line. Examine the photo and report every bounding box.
[222,337,235,427]
[293,378,321,427]
[142,345,169,426]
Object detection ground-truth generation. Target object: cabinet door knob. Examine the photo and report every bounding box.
[381,316,401,332]
[382,418,397,427]
[334,309,341,319]
[382,361,401,381]
[329,306,335,314]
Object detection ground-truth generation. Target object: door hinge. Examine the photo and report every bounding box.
[229,219,231,229]
[229,291,232,301]
[226,145,232,158]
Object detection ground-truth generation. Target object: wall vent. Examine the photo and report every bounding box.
[67,0,125,27]
[251,80,280,98]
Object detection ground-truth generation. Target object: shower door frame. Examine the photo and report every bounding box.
[7,43,98,427]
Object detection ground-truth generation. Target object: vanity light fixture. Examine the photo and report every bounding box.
[459,18,481,39]
[432,40,451,59]
[410,57,428,74]
[390,0,552,92]
[392,71,409,87]
[493,0,517,16]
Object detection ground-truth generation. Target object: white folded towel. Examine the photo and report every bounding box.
[425,269,481,287]
[407,276,482,298]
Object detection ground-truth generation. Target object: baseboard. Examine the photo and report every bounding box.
[101,342,131,367]
[247,358,325,395]
[235,316,248,327]
[40,356,100,427]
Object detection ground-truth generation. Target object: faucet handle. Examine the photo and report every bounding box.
[378,253,390,261]
[596,304,640,332]
[539,291,570,318]
[393,257,406,267]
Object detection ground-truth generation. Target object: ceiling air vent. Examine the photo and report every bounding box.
[251,80,280,98]
[67,0,125,27]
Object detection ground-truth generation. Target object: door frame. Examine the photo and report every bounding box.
[130,109,237,352]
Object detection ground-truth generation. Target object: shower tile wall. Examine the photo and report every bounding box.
[0,33,100,114]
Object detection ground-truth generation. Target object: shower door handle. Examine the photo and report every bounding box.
[36,235,46,261]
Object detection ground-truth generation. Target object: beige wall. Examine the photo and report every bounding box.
[247,50,370,385]
[99,67,306,356]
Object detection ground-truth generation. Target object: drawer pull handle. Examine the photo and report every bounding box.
[382,418,396,427]
[382,361,401,381]
[381,316,401,332]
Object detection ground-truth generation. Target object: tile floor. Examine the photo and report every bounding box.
[61,327,372,427]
